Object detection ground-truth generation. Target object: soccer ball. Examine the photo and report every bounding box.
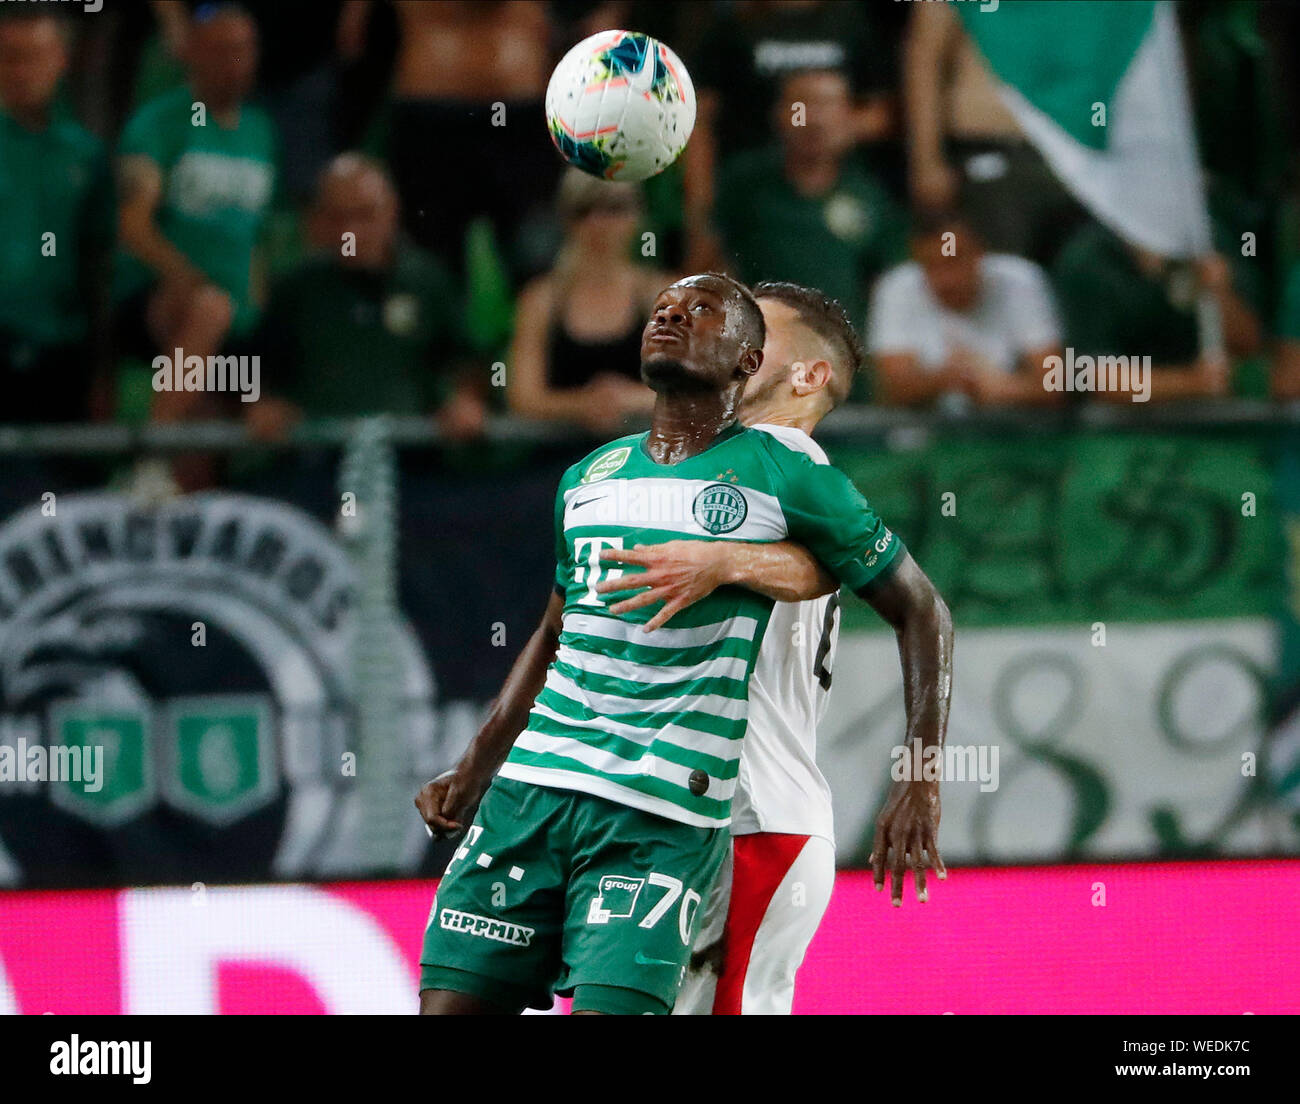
[545,30,696,183]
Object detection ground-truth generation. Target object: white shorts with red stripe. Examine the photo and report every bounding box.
[672,832,835,1015]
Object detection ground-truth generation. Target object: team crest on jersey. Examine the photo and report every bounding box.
[693,483,747,535]
[581,446,632,484]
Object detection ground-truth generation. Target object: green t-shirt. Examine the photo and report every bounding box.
[0,107,112,347]
[259,246,467,417]
[498,423,905,828]
[715,145,906,323]
[114,85,277,335]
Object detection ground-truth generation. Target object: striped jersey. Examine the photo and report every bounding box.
[497,421,904,828]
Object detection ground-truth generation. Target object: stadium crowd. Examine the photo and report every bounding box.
[2,0,1299,463]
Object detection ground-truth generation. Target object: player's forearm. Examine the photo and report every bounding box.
[720,540,837,603]
[864,554,953,755]
[895,590,953,755]
[458,593,562,778]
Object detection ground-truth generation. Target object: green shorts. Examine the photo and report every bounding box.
[419,775,727,1014]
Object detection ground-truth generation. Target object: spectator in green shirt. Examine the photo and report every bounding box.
[712,67,906,334]
[0,10,113,423]
[1052,221,1262,403]
[113,3,276,424]
[1272,262,1300,400]
[246,154,486,442]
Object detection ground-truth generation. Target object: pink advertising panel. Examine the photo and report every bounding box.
[1,861,1296,1014]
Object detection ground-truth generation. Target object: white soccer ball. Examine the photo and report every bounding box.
[545,29,696,183]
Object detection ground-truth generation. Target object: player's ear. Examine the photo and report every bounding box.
[739,346,762,378]
[792,358,832,396]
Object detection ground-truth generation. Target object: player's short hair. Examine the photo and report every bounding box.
[694,272,766,353]
[752,281,863,408]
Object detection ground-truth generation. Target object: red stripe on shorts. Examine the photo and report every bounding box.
[711,832,810,1015]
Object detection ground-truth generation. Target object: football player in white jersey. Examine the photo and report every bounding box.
[415,279,952,1014]
[595,282,949,1014]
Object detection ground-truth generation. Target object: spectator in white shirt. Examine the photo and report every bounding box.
[869,214,1064,408]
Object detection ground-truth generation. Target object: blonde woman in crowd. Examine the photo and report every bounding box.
[507,170,668,433]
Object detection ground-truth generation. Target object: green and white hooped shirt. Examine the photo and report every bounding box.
[498,422,904,828]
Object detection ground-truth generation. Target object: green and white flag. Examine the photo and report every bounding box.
[959,0,1210,259]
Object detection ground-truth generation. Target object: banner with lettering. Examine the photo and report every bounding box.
[0,429,1292,887]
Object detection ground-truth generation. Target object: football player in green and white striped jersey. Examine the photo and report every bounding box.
[417,274,950,1016]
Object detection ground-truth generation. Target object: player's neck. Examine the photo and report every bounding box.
[645,391,741,465]
[740,400,820,438]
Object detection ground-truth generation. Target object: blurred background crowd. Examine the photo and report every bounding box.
[5,0,1300,464]
[1,1,1298,899]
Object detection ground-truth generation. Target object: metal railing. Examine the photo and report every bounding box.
[0,399,1295,457]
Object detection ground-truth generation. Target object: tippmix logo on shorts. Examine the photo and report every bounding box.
[439,908,535,947]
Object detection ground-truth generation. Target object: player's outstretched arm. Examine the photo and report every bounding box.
[594,540,836,632]
[414,589,563,837]
[860,551,953,906]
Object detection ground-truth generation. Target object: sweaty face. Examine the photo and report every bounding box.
[640,277,756,393]
[0,19,66,115]
[917,235,981,312]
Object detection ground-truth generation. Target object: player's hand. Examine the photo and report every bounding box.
[595,541,730,632]
[869,778,945,906]
[414,767,488,840]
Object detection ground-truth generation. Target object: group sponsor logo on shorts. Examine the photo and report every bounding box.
[439,907,535,947]
[692,484,748,535]
[587,874,645,924]
[581,447,632,484]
